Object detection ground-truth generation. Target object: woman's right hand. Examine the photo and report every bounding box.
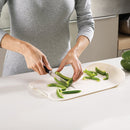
[23,43,52,75]
[1,34,52,75]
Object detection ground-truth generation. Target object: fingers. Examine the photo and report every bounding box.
[37,61,46,75]
[24,46,51,75]
[36,55,52,75]
[57,56,83,82]
[32,65,40,75]
[32,62,46,75]
[57,60,66,72]
[42,55,52,71]
[33,55,52,75]
[72,60,83,82]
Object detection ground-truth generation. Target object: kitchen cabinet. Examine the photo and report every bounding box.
[69,15,119,63]
[118,34,130,50]
[118,34,130,57]
[118,14,130,56]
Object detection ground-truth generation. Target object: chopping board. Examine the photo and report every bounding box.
[28,63,125,101]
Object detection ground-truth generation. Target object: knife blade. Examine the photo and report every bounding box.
[43,65,67,82]
[44,66,75,88]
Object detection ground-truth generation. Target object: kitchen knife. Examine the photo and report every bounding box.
[43,65,67,82]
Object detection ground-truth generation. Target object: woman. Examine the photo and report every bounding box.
[0,0,94,81]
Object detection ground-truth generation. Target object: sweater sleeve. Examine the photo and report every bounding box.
[75,0,95,42]
[0,0,8,47]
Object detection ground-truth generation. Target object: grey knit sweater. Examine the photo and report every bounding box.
[0,0,94,77]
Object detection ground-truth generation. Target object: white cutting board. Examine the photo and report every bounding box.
[28,63,125,101]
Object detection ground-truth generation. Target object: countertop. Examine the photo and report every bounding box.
[0,57,130,130]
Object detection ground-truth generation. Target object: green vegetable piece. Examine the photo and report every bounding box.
[121,59,130,71]
[54,77,68,87]
[48,83,57,87]
[62,90,81,94]
[103,73,109,80]
[48,83,66,90]
[95,67,107,75]
[122,50,130,61]
[55,71,72,81]
[89,71,97,76]
[83,69,97,77]
[55,71,73,87]
[83,76,100,81]
[66,78,73,87]
[90,76,100,81]
[95,67,109,80]
[56,88,64,98]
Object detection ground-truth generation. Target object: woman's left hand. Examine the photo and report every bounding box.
[57,50,83,82]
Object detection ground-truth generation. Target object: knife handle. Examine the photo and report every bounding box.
[43,65,50,73]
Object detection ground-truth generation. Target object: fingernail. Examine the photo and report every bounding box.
[57,68,60,72]
[73,77,76,81]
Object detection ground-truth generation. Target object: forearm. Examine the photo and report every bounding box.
[1,34,31,55]
[71,35,90,57]
[1,34,52,75]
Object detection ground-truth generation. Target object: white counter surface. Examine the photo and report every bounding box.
[0,57,130,130]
